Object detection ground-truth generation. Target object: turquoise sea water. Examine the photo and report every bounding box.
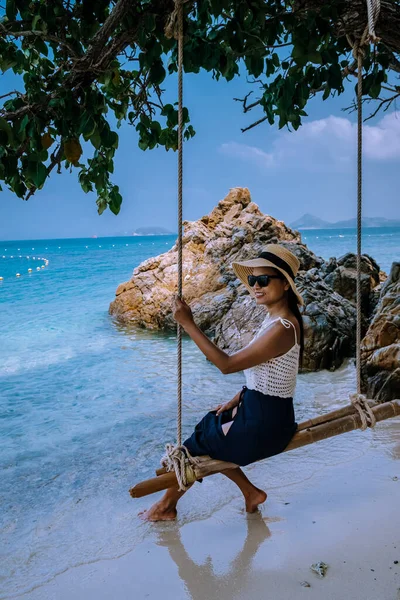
[0,229,399,598]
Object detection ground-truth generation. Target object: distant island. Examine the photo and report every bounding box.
[290,213,400,230]
[132,226,175,236]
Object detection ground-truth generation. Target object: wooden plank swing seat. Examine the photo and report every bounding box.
[129,399,400,498]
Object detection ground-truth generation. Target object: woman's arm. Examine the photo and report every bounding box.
[184,320,294,374]
[172,295,295,375]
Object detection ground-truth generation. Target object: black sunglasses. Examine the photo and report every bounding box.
[247,274,283,287]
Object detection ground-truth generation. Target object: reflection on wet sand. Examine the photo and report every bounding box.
[156,513,271,600]
[372,418,400,460]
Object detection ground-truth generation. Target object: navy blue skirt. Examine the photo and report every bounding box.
[183,385,298,467]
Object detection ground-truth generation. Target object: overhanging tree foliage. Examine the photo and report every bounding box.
[0,0,399,214]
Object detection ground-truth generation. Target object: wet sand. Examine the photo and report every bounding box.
[21,419,400,600]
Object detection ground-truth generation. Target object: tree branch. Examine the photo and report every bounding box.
[0,24,79,57]
[233,91,263,113]
[241,115,268,133]
[0,90,23,100]
[363,93,400,121]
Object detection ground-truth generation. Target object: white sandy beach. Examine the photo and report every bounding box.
[20,417,400,600]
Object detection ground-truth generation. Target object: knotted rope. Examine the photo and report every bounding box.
[165,0,191,40]
[347,0,380,424]
[161,443,201,491]
[349,393,377,430]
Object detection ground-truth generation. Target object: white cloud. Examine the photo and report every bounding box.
[220,112,400,172]
[220,142,275,168]
[364,112,400,159]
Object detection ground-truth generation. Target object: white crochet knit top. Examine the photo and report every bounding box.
[243,315,300,398]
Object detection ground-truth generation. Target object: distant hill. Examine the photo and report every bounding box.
[290,213,400,229]
[327,216,400,228]
[132,226,175,236]
[290,213,331,229]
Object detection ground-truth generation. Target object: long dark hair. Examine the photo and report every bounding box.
[267,267,305,368]
[287,287,305,372]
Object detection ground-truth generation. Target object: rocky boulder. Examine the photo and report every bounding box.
[320,252,381,317]
[361,262,400,401]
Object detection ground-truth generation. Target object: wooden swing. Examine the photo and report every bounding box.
[129,0,400,500]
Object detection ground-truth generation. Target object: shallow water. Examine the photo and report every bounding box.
[0,230,399,598]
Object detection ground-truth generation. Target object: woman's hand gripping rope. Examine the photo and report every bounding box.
[171,294,194,328]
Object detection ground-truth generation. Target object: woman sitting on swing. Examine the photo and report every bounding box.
[140,244,304,522]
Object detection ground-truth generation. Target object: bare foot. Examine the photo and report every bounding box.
[138,501,177,522]
[245,488,268,513]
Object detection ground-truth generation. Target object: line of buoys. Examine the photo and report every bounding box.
[0,254,49,281]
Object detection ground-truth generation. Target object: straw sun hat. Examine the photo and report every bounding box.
[232,244,304,306]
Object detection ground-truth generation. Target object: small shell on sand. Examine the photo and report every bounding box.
[310,561,329,578]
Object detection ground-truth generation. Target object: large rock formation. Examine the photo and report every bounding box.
[319,253,381,317]
[109,187,384,372]
[361,262,400,402]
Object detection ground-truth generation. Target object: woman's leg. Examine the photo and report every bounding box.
[138,484,193,522]
[139,469,266,520]
[221,467,267,513]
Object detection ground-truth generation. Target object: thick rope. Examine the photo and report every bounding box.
[160,0,189,489]
[161,443,200,491]
[366,0,381,43]
[346,0,380,413]
[165,0,191,40]
[349,393,377,430]
[356,46,363,397]
[176,0,184,448]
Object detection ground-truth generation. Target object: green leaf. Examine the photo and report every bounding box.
[6,0,17,20]
[140,113,150,127]
[90,128,101,149]
[14,180,27,197]
[149,61,166,86]
[143,13,156,32]
[96,196,107,215]
[109,188,122,215]
[369,81,381,99]
[327,64,342,90]
[79,113,96,139]
[272,53,280,67]
[138,137,149,151]
[34,38,48,57]
[322,85,331,100]
[250,56,264,78]
[19,114,30,136]
[0,117,14,144]
[108,131,119,149]
[26,161,47,188]
[308,51,322,65]
[32,15,41,30]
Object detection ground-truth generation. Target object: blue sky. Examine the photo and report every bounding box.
[0,65,399,240]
